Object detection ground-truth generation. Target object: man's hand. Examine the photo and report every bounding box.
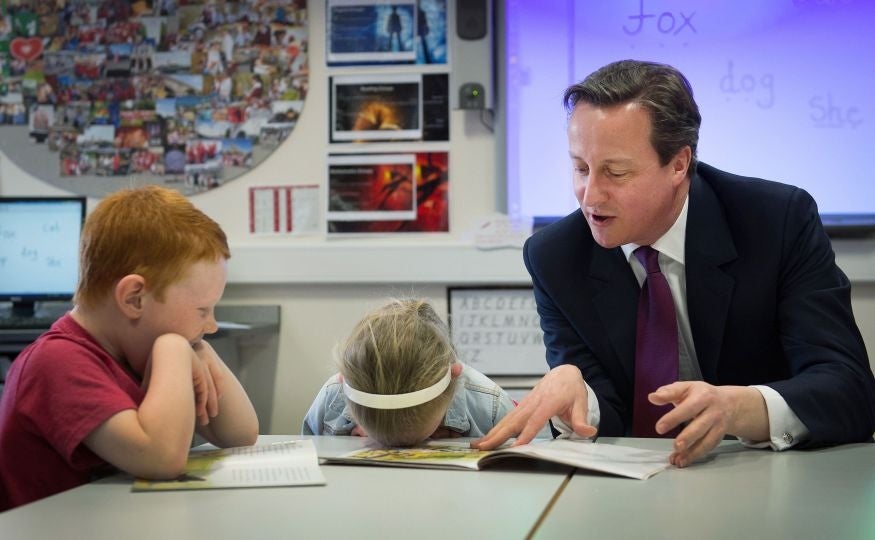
[472,364,597,450]
[191,340,225,426]
[650,382,769,467]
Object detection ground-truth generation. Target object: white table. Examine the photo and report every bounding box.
[536,437,875,539]
[0,435,572,539]
[3,436,873,539]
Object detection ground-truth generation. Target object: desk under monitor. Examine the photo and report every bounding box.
[0,328,46,356]
[0,303,278,355]
[1,435,873,539]
[0,304,281,426]
[0,302,69,357]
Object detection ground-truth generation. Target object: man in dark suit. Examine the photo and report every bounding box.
[474,60,875,467]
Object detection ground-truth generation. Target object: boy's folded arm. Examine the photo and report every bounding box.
[193,340,259,448]
[84,334,198,479]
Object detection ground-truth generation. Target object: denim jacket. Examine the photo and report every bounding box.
[301,364,515,437]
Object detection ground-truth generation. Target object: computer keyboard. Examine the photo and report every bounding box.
[0,316,60,330]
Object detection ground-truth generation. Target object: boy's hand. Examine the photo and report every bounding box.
[191,340,225,425]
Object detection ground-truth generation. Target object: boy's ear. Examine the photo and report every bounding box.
[115,274,147,319]
[450,362,463,379]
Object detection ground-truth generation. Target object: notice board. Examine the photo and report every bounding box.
[447,286,547,376]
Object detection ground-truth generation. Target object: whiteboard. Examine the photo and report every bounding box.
[447,287,547,376]
[504,0,875,222]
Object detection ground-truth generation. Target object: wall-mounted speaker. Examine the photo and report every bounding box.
[457,0,488,40]
[451,0,493,110]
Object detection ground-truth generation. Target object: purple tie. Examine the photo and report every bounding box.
[633,246,679,437]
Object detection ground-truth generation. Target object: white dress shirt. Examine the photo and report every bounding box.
[554,197,809,450]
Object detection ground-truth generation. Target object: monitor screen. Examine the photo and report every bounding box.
[503,1,875,233]
[0,197,87,317]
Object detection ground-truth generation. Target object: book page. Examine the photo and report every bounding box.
[132,440,326,491]
[324,439,671,480]
[484,439,671,480]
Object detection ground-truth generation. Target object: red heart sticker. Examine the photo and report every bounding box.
[10,37,44,62]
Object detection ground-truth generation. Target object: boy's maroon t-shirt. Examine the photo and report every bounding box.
[0,314,145,510]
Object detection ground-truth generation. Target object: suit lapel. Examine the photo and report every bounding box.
[685,169,737,382]
[589,247,639,384]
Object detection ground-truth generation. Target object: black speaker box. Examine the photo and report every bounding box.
[457,0,488,40]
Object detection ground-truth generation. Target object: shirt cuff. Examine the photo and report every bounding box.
[552,380,601,439]
[739,385,810,450]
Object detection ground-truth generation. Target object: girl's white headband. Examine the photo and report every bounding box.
[343,366,452,410]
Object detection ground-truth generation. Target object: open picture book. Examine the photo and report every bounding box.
[321,438,672,480]
[132,439,326,492]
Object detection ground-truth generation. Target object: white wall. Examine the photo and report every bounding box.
[2,3,874,435]
[0,4,503,434]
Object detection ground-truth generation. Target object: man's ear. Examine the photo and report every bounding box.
[115,274,147,320]
[671,146,692,184]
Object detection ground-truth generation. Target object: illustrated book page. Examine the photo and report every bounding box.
[322,439,671,480]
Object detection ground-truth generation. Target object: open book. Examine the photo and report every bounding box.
[322,439,671,480]
[132,439,326,491]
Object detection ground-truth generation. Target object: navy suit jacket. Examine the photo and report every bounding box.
[524,162,875,445]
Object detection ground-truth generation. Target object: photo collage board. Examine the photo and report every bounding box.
[324,0,449,235]
[0,0,308,197]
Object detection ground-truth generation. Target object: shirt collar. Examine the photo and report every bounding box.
[621,195,688,265]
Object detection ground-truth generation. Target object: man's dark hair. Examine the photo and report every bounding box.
[563,60,702,176]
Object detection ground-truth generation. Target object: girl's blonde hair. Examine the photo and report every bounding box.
[338,298,457,446]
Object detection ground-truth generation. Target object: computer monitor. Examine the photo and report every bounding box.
[0,197,87,317]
